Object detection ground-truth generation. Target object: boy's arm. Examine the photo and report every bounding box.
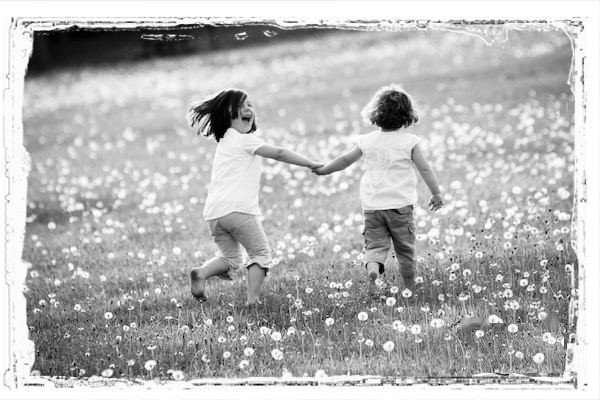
[313,146,362,175]
[255,144,322,169]
[411,144,443,210]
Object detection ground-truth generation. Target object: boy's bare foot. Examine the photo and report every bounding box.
[190,268,207,301]
[244,297,262,308]
[367,271,379,296]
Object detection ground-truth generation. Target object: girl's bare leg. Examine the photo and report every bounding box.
[190,257,230,300]
[246,263,266,305]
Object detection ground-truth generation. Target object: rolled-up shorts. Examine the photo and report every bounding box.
[206,212,273,280]
[363,205,416,278]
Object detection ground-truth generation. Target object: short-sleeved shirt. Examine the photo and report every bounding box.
[203,128,266,220]
[356,130,421,211]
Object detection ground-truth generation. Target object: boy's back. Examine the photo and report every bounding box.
[357,130,421,211]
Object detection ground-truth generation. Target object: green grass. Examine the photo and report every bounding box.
[22,28,576,380]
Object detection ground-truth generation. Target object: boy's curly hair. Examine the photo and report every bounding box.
[361,84,419,130]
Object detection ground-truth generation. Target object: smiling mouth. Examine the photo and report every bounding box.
[241,116,252,123]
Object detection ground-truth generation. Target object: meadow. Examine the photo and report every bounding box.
[21,27,577,381]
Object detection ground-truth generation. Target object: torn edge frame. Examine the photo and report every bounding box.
[2,16,589,390]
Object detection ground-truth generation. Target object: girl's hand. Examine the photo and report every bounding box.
[428,194,443,211]
[312,166,328,175]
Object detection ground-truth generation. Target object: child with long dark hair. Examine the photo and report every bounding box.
[188,88,322,306]
[314,84,443,295]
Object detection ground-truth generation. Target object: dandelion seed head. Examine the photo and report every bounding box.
[383,341,395,352]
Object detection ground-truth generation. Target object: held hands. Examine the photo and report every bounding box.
[310,162,328,175]
[428,193,444,211]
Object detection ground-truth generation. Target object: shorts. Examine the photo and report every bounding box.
[362,205,416,279]
[206,212,273,280]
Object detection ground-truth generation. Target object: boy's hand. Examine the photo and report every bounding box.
[428,194,443,211]
[311,165,328,175]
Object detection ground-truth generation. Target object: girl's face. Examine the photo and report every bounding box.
[230,97,255,133]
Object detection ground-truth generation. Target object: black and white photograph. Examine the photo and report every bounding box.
[1,1,599,398]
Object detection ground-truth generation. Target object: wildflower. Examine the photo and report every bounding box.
[507,323,519,333]
[488,314,503,324]
[344,280,353,289]
[217,336,226,344]
[390,286,399,294]
[474,330,485,339]
[271,348,284,361]
[101,367,114,378]
[127,359,135,367]
[315,369,328,378]
[392,320,406,332]
[357,312,368,321]
[287,326,296,336]
[519,279,528,287]
[227,325,235,332]
[533,353,545,364]
[410,325,422,335]
[386,297,397,307]
[383,341,395,352]
[539,286,548,294]
[73,304,82,312]
[305,287,313,294]
[538,311,548,320]
[462,269,472,277]
[244,347,255,357]
[144,360,156,371]
[172,247,182,255]
[458,292,470,302]
[205,318,213,326]
[104,312,113,320]
[430,318,445,328]
[364,339,374,347]
[401,289,413,298]
[540,259,548,267]
[271,331,282,341]
[259,326,271,335]
[514,351,524,359]
[226,316,234,323]
[238,360,249,370]
[325,318,335,327]
[201,354,210,363]
[171,370,185,381]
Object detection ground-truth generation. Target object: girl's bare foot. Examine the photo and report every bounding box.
[190,268,207,301]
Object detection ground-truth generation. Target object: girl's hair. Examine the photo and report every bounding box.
[361,84,419,130]
[188,89,257,141]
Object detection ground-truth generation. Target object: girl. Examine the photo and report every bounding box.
[313,84,443,295]
[188,88,322,306]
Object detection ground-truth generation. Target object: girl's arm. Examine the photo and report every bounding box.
[313,146,362,175]
[411,144,443,211]
[255,144,322,169]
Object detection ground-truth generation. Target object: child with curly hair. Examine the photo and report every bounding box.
[314,85,443,295]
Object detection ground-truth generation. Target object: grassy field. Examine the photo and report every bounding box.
[21,28,576,380]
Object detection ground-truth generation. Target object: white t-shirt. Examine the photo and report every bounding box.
[356,130,421,211]
[203,128,266,220]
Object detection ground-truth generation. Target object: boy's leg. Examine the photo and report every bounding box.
[363,210,390,295]
[246,264,266,305]
[388,207,416,292]
[366,261,382,295]
[190,257,230,300]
